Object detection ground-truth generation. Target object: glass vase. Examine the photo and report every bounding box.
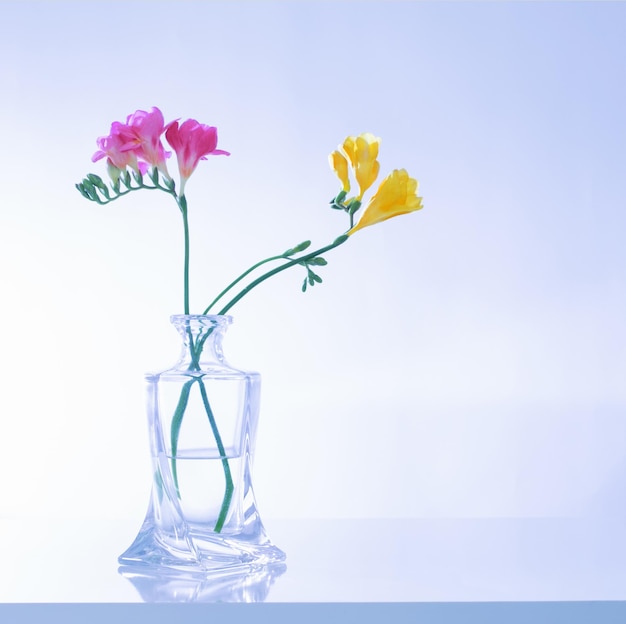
[119,314,285,572]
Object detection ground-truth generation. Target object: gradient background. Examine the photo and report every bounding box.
[0,0,625,527]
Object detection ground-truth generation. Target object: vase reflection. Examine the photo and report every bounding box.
[118,561,287,602]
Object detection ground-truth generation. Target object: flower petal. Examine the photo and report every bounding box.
[348,169,423,235]
[329,150,350,193]
[338,133,381,199]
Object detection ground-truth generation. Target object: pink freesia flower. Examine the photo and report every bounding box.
[92,121,147,175]
[125,107,171,178]
[92,107,171,180]
[165,119,230,194]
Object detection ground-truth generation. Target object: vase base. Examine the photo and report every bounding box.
[118,517,286,573]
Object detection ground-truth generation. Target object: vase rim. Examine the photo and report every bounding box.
[170,314,233,325]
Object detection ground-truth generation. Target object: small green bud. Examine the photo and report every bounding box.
[307,257,327,266]
[81,179,96,198]
[133,170,143,185]
[107,161,122,187]
[293,240,312,253]
[85,175,110,199]
[302,279,308,292]
[122,170,131,188]
[283,240,312,256]
[87,174,107,191]
[333,234,350,245]
[76,183,91,200]
[150,167,159,184]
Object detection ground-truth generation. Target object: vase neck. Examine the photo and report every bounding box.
[171,314,232,368]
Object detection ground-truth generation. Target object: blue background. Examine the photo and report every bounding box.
[0,1,624,531]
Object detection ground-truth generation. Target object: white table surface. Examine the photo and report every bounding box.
[1,516,625,602]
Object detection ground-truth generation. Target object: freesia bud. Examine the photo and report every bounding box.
[106,161,122,186]
[340,133,381,200]
[329,150,350,193]
[347,169,423,235]
[283,240,312,256]
[75,183,91,200]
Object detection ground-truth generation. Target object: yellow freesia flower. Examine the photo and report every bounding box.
[348,169,423,235]
[342,133,381,199]
[329,133,381,200]
[329,150,350,193]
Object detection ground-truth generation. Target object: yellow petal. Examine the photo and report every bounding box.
[341,136,358,168]
[355,133,380,162]
[329,150,350,193]
[340,133,381,199]
[355,155,379,200]
[347,169,423,235]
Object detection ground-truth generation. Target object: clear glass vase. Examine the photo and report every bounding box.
[119,314,285,572]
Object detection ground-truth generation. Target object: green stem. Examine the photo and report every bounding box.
[169,329,202,499]
[170,378,196,496]
[203,254,286,314]
[169,326,234,533]
[198,379,234,533]
[217,234,350,315]
[180,195,190,314]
